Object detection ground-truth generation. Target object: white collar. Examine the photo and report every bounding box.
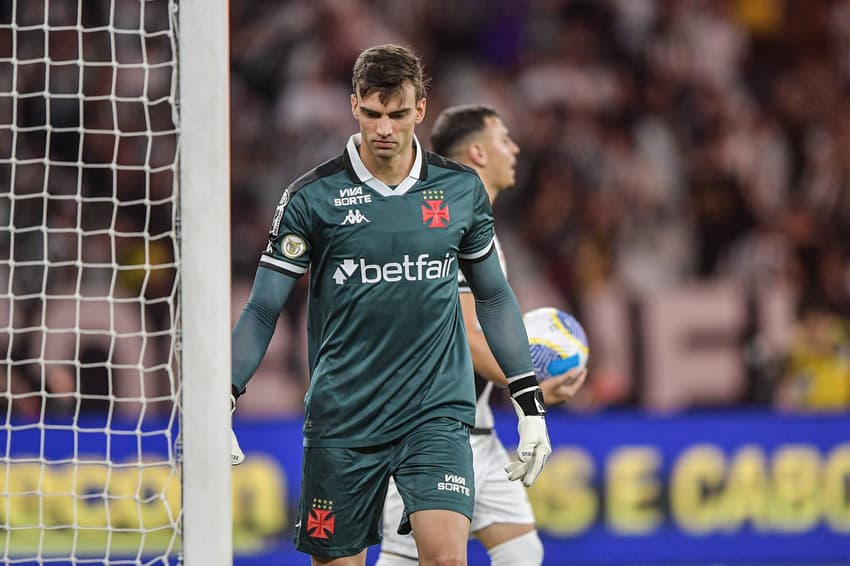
[345,133,423,197]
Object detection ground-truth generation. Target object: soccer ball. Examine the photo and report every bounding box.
[523,307,589,381]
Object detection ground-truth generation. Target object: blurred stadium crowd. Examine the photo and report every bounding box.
[228,0,850,415]
[225,0,850,418]
[2,0,850,418]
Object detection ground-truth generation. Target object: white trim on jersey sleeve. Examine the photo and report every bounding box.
[507,371,537,383]
[459,234,505,293]
[458,238,494,261]
[260,255,308,274]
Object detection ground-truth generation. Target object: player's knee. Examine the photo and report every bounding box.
[375,551,419,566]
[487,530,544,566]
[427,555,463,566]
[416,549,464,566]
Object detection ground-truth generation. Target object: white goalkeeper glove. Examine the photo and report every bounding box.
[504,375,551,487]
[230,394,245,466]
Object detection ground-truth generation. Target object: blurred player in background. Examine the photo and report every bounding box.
[377,105,588,566]
[230,46,552,566]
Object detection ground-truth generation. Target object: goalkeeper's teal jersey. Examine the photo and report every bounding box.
[260,134,494,448]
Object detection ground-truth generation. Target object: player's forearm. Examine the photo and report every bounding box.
[467,329,509,386]
[231,266,297,394]
[231,303,276,393]
[474,288,534,379]
[462,253,542,416]
[460,292,509,386]
[475,287,544,417]
[461,254,534,379]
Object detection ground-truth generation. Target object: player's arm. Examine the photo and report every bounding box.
[229,265,298,465]
[460,250,550,486]
[459,251,533,385]
[459,292,507,384]
[459,292,587,405]
[232,266,298,395]
[230,182,311,464]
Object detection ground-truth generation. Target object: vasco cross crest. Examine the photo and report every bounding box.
[422,189,450,228]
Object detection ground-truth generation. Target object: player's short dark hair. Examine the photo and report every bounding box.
[352,44,429,104]
[430,104,499,158]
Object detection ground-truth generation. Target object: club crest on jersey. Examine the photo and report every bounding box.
[280,234,306,259]
[269,189,291,237]
[307,498,335,539]
[422,189,450,228]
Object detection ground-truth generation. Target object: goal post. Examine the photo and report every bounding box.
[0,0,232,564]
[178,0,232,563]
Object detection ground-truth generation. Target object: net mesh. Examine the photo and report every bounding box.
[1,1,182,563]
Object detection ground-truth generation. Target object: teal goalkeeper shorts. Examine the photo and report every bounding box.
[293,416,475,559]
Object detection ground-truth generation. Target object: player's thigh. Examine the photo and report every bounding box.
[295,445,392,560]
[380,477,419,559]
[392,417,475,534]
[469,433,535,534]
[409,508,469,563]
[312,549,368,566]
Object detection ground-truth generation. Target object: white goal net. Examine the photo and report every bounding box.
[1,1,231,564]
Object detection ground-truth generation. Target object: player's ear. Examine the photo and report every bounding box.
[415,98,426,124]
[350,93,358,119]
[468,142,486,167]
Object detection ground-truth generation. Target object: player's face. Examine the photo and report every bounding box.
[478,116,519,191]
[351,82,426,165]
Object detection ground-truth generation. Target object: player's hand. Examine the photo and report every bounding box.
[230,394,245,466]
[505,399,551,487]
[231,429,245,465]
[540,367,588,406]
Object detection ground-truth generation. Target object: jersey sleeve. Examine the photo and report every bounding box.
[457,267,471,294]
[259,186,312,278]
[459,251,534,380]
[231,267,298,393]
[458,177,495,264]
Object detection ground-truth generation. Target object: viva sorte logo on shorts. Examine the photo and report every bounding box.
[332,254,456,285]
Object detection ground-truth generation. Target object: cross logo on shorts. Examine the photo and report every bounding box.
[307,507,335,539]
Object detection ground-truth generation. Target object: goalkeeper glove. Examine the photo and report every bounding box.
[504,373,551,487]
[230,390,245,466]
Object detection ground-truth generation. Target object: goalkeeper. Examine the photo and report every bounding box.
[230,45,552,566]
[376,106,588,566]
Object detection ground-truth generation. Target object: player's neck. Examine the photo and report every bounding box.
[477,174,498,205]
[359,145,414,187]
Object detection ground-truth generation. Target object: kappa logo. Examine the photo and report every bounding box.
[269,189,291,237]
[341,209,370,225]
